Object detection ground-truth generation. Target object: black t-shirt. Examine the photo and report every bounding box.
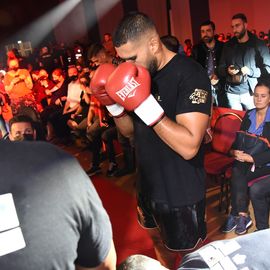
[134,54,211,207]
[0,141,112,269]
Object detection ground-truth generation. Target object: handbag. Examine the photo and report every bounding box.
[234,130,270,155]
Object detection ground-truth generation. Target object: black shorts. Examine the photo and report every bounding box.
[137,194,207,251]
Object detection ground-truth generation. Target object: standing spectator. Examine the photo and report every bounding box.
[184,38,193,56]
[218,13,270,110]
[102,33,116,57]
[160,35,185,55]
[0,70,9,138]
[39,46,56,73]
[4,58,38,120]
[192,20,225,106]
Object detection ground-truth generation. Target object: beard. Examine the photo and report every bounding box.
[147,57,158,76]
[202,36,214,44]
[235,28,246,40]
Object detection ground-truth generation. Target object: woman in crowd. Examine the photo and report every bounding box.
[222,77,270,234]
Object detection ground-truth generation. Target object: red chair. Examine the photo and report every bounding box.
[205,112,243,212]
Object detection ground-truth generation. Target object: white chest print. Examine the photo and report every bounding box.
[0,193,26,256]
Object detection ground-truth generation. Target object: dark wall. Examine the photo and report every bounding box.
[0,0,58,45]
[121,0,138,14]
[189,0,210,44]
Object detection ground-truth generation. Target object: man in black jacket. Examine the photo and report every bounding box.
[192,20,225,106]
[218,13,270,111]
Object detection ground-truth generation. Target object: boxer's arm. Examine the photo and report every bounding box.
[113,113,134,139]
[153,112,209,160]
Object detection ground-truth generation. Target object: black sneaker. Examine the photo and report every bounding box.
[106,163,118,177]
[222,214,237,233]
[86,166,102,176]
[235,215,252,235]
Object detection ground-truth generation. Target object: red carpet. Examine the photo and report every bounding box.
[92,176,156,264]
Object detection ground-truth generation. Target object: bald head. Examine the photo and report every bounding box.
[113,12,157,47]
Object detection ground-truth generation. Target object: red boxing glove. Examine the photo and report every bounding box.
[90,63,125,117]
[106,62,164,126]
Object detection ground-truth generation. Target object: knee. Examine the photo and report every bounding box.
[250,184,263,200]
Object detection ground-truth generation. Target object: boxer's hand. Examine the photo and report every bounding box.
[90,63,125,117]
[106,62,164,126]
[228,65,239,75]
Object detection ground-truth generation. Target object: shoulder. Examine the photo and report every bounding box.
[215,40,224,49]
[0,141,72,163]
[223,37,237,48]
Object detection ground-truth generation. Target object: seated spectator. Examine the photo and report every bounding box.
[0,140,117,269]
[8,115,36,141]
[42,66,81,142]
[33,69,55,112]
[85,94,110,176]
[40,68,68,141]
[67,73,91,137]
[63,66,82,116]
[222,78,270,234]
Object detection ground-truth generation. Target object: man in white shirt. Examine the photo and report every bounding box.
[63,66,82,115]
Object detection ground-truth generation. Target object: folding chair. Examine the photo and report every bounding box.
[204,112,243,212]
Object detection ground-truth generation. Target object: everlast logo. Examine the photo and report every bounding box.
[116,77,140,101]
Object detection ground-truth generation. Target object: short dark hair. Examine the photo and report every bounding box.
[256,75,270,91]
[200,20,215,31]
[79,73,91,87]
[113,12,156,47]
[87,43,105,60]
[232,13,247,23]
[9,115,34,130]
[160,35,179,53]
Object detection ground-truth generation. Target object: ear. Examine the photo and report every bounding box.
[9,133,13,141]
[149,35,160,55]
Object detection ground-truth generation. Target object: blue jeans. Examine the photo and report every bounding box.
[226,92,255,110]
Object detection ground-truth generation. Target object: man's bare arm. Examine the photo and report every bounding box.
[113,113,134,139]
[153,112,209,160]
[76,240,116,270]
